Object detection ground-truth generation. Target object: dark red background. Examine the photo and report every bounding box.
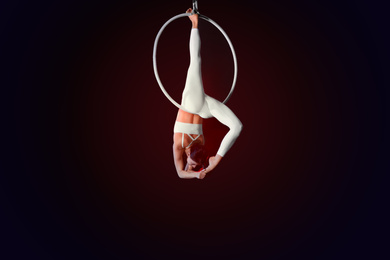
[1,0,388,259]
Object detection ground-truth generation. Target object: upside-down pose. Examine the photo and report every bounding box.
[173,9,242,179]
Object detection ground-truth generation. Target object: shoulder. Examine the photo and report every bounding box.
[173,132,183,145]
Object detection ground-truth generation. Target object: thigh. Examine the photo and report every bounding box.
[202,95,241,127]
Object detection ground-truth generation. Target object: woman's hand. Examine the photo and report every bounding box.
[180,168,206,179]
[204,155,223,174]
[197,169,206,179]
[187,168,206,179]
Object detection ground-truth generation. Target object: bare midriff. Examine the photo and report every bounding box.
[176,109,203,124]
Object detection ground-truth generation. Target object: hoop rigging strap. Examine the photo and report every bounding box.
[192,0,199,14]
[153,12,238,113]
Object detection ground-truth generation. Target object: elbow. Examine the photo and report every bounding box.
[232,121,243,138]
[177,171,184,179]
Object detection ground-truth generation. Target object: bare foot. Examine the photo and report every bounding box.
[186,8,198,28]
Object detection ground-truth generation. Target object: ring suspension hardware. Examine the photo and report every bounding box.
[192,0,199,14]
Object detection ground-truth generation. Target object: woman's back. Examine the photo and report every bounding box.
[174,109,204,149]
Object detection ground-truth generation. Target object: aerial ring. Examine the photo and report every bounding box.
[153,12,238,112]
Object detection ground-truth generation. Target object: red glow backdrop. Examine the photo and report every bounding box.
[1,0,388,259]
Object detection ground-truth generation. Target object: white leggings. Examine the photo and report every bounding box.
[181,28,242,157]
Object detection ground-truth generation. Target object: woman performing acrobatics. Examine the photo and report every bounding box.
[172,8,242,179]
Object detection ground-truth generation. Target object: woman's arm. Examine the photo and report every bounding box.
[173,143,206,179]
[205,95,243,158]
[198,96,242,175]
[203,154,223,174]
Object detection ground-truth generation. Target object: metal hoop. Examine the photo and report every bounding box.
[153,12,238,112]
